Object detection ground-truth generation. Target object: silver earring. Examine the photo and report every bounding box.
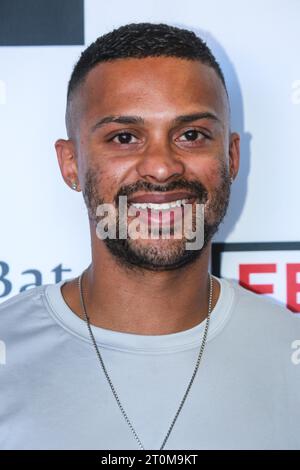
[71,182,78,190]
[230,176,234,184]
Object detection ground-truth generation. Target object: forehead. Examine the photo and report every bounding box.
[77,56,229,126]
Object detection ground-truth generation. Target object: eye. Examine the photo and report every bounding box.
[176,129,210,143]
[109,132,138,145]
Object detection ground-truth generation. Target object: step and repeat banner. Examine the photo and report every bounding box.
[0,0,299,314]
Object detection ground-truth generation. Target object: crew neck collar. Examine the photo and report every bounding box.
[44,275,235,354]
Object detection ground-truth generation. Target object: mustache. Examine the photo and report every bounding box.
[114,179,208,206]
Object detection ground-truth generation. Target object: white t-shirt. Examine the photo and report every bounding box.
[0,276,299,450]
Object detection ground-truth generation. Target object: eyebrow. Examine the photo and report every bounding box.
[90,111,220,132]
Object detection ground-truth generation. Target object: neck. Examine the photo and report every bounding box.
[62,240,220,336]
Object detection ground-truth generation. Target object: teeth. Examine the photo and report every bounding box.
[130,199,191,211]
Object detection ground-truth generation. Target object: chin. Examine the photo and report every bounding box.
[105,235,204,272]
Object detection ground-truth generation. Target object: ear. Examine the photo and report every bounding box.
[229,132,240,182]
[55,139,81,191]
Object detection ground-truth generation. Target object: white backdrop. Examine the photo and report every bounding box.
[0,0,299,312]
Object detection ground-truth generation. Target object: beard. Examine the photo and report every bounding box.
[82,162,231,272]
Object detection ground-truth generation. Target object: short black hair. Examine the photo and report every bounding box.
[66,22,227,134]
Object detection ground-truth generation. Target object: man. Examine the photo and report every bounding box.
[0,23,299,451]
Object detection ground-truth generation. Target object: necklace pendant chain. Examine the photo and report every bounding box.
[78,270,213,451]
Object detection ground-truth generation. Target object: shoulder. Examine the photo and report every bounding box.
[220,276,300,346]
[0,284,55,340]
[0,285,46,313]
[0,284,47,314]
[215,278,300,389]
[228,278,298,320]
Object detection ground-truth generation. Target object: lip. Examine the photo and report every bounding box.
[127,191,197,204]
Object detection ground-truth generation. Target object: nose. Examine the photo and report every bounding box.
[135,140,185,183]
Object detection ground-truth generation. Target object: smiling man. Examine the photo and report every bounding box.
[0,23,299,451]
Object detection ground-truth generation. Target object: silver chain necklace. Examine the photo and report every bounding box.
[78,269,213,451]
